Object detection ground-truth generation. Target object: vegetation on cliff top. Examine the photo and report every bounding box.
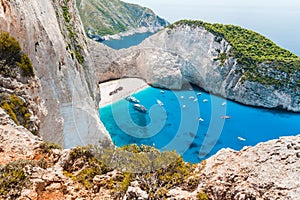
[63,144,207,199]
[170,20,300,90]
[76,0,168,36]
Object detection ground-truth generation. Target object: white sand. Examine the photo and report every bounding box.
[99,78,150,108]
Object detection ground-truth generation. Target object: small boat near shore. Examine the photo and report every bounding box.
[133,104,147,113]
[125,95,140,103]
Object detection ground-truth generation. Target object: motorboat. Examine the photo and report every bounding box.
[221,115,231,119]
[198,117,204,122]
[203,99,208,103]
[160,90,165,94]
[125,95,140,103]
[237,136,246,141]
[221,102,227,106]
[157,99,164,106]
[133,104,147,113]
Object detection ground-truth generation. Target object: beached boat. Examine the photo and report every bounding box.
[125,95,140,103]
[157,99,164,106]
[133,104,147,113]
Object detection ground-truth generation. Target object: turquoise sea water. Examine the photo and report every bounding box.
[100,15,300,163]
[102,32,153,49]
[100,86,300,163]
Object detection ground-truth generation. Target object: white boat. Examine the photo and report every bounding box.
[189,96,195,99]
[157,99,164,106]
[197,92,202,95]
[221,102,227,106]
[160,90,165,94]
[182,105,186,108]
[133,104,147,113]
[180,96,184,99]
[198,117,204,122]
[221,115,231,119]
[237,136,246,141]
[194,98,198,102]
[125,95,140,103]
[203,99,208,103]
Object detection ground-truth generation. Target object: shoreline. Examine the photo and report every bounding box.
[99,78,150,108]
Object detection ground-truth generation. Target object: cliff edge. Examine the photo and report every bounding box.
[0,0,111,147]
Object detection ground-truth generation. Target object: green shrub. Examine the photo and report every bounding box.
[0,31,21,64]
[0,160,31,198]
[39,142,62,154]
[0,31,35,78]
[197,191,209,200]
[17,54,34,77]
[0,94,31,128]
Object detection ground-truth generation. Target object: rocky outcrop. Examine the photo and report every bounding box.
[0,0,111,147]
[0,108,42,165]
[1,115,299,200]
[199,135,300,200]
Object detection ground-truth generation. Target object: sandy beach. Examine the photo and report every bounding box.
[99,78,150,108]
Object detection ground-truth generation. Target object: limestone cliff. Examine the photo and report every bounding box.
[199,135,300,200]
[99,22,299,112]
[0,0,111,147]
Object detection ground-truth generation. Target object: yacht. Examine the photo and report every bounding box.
[237,136,246,141]
[157,99,164,106]
[221,115,231,119]
[133,104,147,113]
[125,95,140,103]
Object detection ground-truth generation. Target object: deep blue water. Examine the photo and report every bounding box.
[100,86,300,163]
[102,32,153,49]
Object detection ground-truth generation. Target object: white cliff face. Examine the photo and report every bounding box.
[0,0,111,147]
[101,24,299,112]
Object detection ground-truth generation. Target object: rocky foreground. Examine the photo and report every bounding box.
[1,108,299,199]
